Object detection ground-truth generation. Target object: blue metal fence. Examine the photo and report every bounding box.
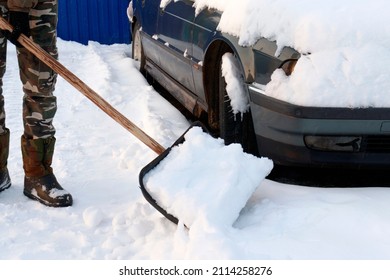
[57,0,131,45]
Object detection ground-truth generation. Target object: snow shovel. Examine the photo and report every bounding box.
[0,17,203,224]
[0,19,273,227]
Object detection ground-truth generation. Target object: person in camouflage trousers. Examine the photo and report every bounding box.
[0,0,72,207]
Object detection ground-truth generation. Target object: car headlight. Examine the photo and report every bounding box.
[304,135,362,152]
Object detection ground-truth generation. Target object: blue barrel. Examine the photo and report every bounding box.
[57,0,131,45]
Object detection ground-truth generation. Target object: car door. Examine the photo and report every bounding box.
[156,0,196,93]
[138,0,162,66]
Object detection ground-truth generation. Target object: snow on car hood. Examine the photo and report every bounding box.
[190,0,390,108]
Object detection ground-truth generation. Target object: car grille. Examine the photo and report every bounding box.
[364,136,390,153]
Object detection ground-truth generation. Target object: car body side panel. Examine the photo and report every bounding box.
[191,7,220,101]
[132,0,159,35]
[132,0,161,65]
[192,7,220,62]
[157,0,196,93]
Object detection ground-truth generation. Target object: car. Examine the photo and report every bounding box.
[128,0,390,169]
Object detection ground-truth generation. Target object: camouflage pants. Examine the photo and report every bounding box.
[0,0,58,139]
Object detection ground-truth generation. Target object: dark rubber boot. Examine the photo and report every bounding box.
[22,136,73,207]
[24,173,73,207]
[0,129,11,192]
[0,168,11,192]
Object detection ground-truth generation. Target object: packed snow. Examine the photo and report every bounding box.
[1,0,390,260]
[222,53,250,115]
[143,126,273,228]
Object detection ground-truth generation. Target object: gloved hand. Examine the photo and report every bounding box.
[4,11,30,47]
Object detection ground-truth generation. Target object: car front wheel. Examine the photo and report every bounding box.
[217,52,258,155]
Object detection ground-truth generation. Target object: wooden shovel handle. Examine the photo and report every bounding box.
[0,17,165,155]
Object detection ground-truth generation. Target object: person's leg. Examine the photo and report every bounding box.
[18,0,72,206]
[0,3,11,192]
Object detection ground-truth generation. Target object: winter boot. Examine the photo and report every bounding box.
[0,128,11,192]
[21,136,72,207]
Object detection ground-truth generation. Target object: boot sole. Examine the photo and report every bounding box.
[0,180,11,193]
[23,190,73,207]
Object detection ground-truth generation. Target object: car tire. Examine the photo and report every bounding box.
[132,21,146,74]
[217,53,258,155]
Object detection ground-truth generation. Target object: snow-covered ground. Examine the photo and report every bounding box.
[1,0,390,263]
[0,39,389,261]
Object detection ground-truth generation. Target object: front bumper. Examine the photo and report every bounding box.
[248,85,390,168]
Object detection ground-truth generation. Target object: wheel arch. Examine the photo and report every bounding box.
[202,37,252,130]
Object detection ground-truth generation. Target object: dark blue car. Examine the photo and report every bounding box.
[129,0,390,168]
